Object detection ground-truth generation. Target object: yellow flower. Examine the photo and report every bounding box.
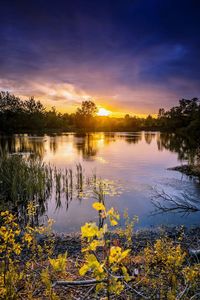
[110,278,124,295]
[49,252,67,273]
[81,222,99,239]
[79,264,89,276]
[110,218,118,226]
[121,266,131,282]
[107,208,120,220]
[92,202,106,211]
[79,254,104,276]
[1,211,9,217]
[183,265,200,283]
[82,239,104,252]
[13,243,22,255]
[109,246,130,264]
[24,233,33,245]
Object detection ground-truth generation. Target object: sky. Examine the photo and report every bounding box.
[0,0,200,116]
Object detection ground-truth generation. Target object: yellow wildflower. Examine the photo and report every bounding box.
[49,252,67,273]
[109,246,130,264]
[92,202,106,211]
[79,254,104,276]
[81,222,99,239]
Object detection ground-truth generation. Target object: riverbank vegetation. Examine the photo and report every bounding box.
[1,91,200,298]
[1,202,200,299]
[0,91,200,134]
[0,155,121,226]
[0,157,200,299]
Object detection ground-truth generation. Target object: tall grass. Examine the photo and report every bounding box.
[0,155,87,224]
[0,155,121,227]
[0,155,51,205]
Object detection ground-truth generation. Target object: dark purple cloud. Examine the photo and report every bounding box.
[0,0,200,114]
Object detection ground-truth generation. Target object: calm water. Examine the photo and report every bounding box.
[1,132,200,232]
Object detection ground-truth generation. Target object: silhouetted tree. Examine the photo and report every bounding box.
[75,100,97,130]
[157,97,200,133]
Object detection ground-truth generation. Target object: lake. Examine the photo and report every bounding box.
[0,131,200,232]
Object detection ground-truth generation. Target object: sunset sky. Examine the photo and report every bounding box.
[0,0,200,116]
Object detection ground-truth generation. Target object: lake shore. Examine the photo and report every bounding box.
[19,225,200,299]
[50,226,200,258]
[168,164,200,179]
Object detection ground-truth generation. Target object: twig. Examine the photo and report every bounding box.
[124,281,149,299]
[190,292,200,300]
[82,285,96,299]
[177,284,190,299]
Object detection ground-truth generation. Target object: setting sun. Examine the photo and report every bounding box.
[97,107,111,116]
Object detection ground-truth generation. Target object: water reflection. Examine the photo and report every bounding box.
[0,154,118,227]
[0,132,199,164]
[74,134,98,161]
[152,188,200,215]
[144,132,156,145]
[0,134,46,158]
[0,132,199,232]
[157,133,199,165]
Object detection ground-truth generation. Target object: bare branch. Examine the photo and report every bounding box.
[151,189,200,215]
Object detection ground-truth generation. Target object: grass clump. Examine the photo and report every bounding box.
[0,155,52,205]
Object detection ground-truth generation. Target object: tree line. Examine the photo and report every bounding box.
[0,91,200,133]
[157,97,200,136]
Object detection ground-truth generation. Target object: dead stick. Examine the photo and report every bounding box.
[52,279,106,287]
[52,275,125,288]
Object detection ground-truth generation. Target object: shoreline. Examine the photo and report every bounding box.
[0,128,170,135]
[168,164,200,179]
[49,226,200,257]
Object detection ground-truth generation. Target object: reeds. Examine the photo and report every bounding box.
[0,156,75,221]
[0,155,121,226]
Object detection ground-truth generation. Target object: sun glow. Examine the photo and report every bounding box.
[97,107,111,116]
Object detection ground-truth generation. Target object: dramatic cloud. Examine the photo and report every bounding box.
[0,0,200,115]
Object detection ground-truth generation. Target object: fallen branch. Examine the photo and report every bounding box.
[52,275,127,288]
[52,278,106,287]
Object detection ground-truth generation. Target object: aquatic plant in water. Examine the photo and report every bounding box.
[0,155,122,227]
